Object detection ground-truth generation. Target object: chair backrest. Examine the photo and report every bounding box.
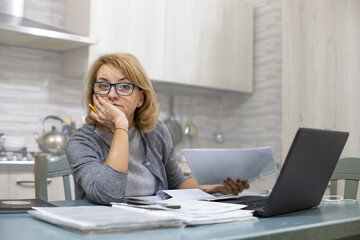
[34,154,73,201]
[330,157,360,200]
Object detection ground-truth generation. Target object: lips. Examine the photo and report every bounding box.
[113,104,125,112]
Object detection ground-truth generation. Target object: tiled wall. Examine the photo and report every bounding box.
[0,45,84,152]
[0,0,282,192]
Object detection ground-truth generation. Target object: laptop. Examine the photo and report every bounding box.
[215,127,349,217]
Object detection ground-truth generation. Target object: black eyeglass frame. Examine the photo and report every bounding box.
[92,82,139,96]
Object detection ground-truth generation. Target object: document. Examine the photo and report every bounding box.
[28,205,182,233]
[113,200,257,226]
[156,189,216,200]
[182,147,278,185]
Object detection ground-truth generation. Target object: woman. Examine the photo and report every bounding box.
[66,53,250,205]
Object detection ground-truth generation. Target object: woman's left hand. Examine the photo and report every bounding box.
[207,178,250,195]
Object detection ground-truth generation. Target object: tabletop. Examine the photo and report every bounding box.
[0,200,360,240]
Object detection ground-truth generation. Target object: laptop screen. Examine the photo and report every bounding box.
[263,127,349,217]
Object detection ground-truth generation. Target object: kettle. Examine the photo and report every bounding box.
[34,116,66,155]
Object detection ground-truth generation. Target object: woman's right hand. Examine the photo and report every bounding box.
[91,95,128,130]
[207,178,250,195]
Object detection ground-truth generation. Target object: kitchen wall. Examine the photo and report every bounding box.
[0,0,282,192]
[0,44,84,151]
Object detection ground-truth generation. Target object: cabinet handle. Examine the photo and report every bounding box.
[16,180,52,187]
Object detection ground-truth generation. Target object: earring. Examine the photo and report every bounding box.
[137,104,142,108]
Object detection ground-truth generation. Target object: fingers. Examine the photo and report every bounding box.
[242,180,250,189]
[93,95,106,113]
[224,178,239,195]
[91,95,128,130]
[221,181,233,195]
[93,95,115,117]
[91,95,112,127]
[89,109,99,125]
[223,178,250,195]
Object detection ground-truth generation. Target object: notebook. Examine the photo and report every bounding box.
[215,127,349,217]
[0,199,56,214]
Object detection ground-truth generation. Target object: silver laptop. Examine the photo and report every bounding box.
[216,127,349,217]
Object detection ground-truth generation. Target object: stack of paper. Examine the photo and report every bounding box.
[28,189,257,232]
[113,200,256,226]
[28,205,182,233]
[114,189,257,226]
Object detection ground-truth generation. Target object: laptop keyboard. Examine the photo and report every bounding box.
[238,198,268,210]
[215,195,269,211]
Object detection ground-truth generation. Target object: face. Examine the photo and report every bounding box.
[95,64,144,124]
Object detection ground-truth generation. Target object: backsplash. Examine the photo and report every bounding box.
[0,0,281,192]
[0,45,84,152]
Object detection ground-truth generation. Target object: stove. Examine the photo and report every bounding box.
[0,148,35,162]
[0,148,37,172]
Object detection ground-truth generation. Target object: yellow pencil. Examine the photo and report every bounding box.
[89,104,115,133]
[89,103,97,113]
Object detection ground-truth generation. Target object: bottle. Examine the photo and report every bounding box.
[68,118,77,136]
[62,119,70,136]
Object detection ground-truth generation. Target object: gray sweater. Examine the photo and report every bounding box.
[66,120,186,205]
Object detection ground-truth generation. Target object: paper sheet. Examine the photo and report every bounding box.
[157,189,216,200]
[127,189,216,202]
[182,147,278,185]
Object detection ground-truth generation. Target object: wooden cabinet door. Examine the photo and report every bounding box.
[0,172,73,200]
[89,0,253,92]
[164,0,253,92]
[89,0,166,81]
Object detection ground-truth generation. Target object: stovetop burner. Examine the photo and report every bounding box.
[0,147,35,161]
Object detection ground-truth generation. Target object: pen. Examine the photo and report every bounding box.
[89,103,115,133]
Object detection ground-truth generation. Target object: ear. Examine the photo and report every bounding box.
[138,90,145,107]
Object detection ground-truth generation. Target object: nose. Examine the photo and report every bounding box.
[107,85,118,98]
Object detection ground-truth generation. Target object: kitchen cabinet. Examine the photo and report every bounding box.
[0,172,74,200]
[164,0,253,92]
[0,0,95,78]
[87,0,166,81]
[88,0,253,92]
[0,0,94,52]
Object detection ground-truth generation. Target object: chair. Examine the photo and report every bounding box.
[34,154,73,201]
[330,157,360,200]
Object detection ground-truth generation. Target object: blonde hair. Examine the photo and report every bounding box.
[82,53,159,133]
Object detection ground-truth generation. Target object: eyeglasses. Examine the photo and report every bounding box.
[92,82,138,96]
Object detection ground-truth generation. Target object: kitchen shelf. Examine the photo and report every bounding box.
[0,16,96,52]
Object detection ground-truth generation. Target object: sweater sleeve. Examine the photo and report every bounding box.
[66,127,128,205]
